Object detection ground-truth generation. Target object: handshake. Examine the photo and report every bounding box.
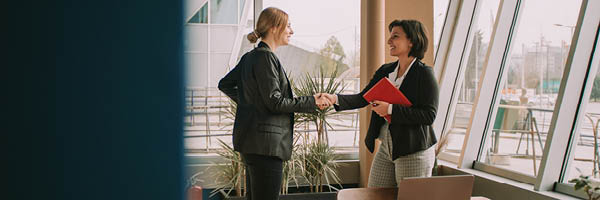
[313,93,338,110]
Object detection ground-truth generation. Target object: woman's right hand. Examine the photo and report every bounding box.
[321,93,338,105]
[314,93,332,110]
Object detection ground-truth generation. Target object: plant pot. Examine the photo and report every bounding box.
[187,186,203,200]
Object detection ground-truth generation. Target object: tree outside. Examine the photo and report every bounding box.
[317,36,349,77]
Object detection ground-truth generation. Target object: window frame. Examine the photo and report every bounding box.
[434,0,600,194]
[553,0,600,195]
[433,0,478,142]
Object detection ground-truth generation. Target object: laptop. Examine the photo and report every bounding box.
[396,175,474,200]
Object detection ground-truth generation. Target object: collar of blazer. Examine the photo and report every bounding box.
[257,41,271,51]
[382,59,422,77]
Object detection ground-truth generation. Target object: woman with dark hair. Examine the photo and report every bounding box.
[322,19,438,187]
[218,7,331,200]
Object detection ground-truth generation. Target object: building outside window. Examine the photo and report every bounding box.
[477,0,582,178]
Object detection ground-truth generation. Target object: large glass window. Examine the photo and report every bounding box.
[184,0,251,151]
[478,0,582,177]
[441,0,501,159]
[566,69,600,181]
[210,0,238,24]
[262,0,361,150]
[183,0,361,152]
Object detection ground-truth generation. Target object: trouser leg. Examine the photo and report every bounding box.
[242,153,283,200]
[393,146,435,184]
[368,128,397,187]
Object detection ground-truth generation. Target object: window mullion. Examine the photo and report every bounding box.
[460,0,523,169]
[434,0,462,81]
[433,0,478,139]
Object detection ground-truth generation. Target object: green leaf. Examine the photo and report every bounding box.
[575,181,586,190]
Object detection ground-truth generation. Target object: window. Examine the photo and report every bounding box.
[262,0,361,150]
[210,0,238,24]
[183,0,361,152]
[434,0,450,55]
[188,3,208,24]
[441,0,501,159]
[477,0,582,177]
[184,0,251,151]
[565,67,600,181]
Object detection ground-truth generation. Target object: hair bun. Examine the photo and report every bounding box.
[247,31,259,43]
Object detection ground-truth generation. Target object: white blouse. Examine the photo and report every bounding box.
[386,58,416,115]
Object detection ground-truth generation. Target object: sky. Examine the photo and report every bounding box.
[262,0,360,60]
[257,0,581,61]
[469,0,581,53]
[510,0,581,52]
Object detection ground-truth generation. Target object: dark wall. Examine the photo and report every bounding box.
[6,0,184,199]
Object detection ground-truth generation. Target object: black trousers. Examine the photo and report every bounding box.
[242,153,283,200]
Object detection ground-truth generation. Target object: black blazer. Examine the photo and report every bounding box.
[334,59,439,159]
[218,42,317,161]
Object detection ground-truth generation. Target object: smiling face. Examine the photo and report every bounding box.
[387,26,413,57]
[274,22,293,46]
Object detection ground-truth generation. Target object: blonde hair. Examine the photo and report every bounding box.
[247,7,289,43]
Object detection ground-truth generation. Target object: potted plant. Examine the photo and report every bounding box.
[292,65,345,145]
[186,171,204,200]
[297,139,342,193]
[210,139,246,198]
[291,65,346,193]
[207,65,346,199]
[569,169,600,200]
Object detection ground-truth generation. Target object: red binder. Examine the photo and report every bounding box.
[363,77,412,122]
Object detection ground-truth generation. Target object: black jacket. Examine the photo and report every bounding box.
[218,42,317,161]
[334,60,438,159]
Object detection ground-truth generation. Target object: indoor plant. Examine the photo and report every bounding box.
[291,65,345,192]
[569,171,600,200]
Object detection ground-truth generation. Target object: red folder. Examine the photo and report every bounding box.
[363,77,412,122]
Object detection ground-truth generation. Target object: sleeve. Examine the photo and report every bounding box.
[218,60,242,103]
[253,51,317,114]
[390,67,439,125]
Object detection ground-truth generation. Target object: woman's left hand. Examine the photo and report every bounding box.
[370,100,390,117]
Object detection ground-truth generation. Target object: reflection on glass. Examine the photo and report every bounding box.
[210,0,238,24]
[478,0,581,177]
[442,0,500,159]
[567,70,600,181]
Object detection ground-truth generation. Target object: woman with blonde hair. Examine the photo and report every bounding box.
[218,7,330,200]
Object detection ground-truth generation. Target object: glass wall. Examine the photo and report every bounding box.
[566,66,600,181]
[183,0,361,152]
[477,0,582,177]
[262,0,361,150]
[184,0,251,151]
[441,0,501,158]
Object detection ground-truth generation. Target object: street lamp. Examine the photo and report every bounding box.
[553,23,576,98]
[553,23,575,39]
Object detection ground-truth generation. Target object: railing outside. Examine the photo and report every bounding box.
[184,78,361,153]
